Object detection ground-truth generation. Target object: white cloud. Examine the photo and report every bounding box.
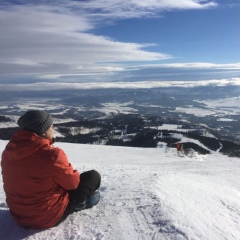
[0,4,172,79]
[0,0,218,80]
[65,0,217,19]
[126,62,240,70]
[1,78,240,92]
[164,62,240,69]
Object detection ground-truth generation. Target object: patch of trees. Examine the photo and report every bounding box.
[0,128,19,140]
[126,130,157,148]
[219,140,240,157]
[56,127,71,136]
[184,132,221,151]
[106,114,144,134]
[55,134,98,144]
[55,120,106,129]
[0,116,11,122]
[106,139,124,146]
[183,132,240,157]
[106,129,158,148]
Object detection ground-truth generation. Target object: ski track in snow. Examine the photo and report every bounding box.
[0,141,240,240]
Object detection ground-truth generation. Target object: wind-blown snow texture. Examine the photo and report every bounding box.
[0,140,240,240]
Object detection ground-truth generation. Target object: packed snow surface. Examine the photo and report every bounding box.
[0,140,240,240]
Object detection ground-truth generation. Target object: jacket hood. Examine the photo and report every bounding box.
[3,130,53,160]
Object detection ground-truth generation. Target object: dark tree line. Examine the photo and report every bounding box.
[1,113,240,157]
[0,116,11,122]
[0,128,19,140]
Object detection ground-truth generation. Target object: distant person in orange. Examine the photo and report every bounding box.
[1,110,101,229]
[177,142,181,151]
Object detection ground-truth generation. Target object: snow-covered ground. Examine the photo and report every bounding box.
[0,140,240,240]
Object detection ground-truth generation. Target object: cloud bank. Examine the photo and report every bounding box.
[0,0,220,82]
[1,78,240,92]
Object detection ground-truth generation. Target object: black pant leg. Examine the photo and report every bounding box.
[68,169,101,204]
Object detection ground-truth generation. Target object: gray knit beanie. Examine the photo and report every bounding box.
[18,110,53,135]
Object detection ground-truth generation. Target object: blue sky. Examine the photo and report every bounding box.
[0,0,239,90]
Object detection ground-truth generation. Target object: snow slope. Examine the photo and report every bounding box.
[0,140,240,240]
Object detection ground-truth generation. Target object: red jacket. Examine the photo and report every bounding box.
[1,130,80,228]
